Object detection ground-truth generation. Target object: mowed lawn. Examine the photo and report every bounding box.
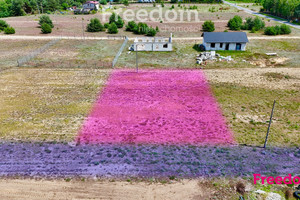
[0,68,110,142]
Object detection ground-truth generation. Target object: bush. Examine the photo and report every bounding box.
[146,27,157,36]
[126,21,137,32]
[39,15,54,28]
[109,12,117,24]
[227,15,242,30]
[264,24,291,35]
[0,20,8,31]
[171,0,177,3]
[202,20,215,32]
[115,15,124,28]
[100,0,107,5]
[108,22,118,34]
[104,23,110,29]
[280,24,291,34]
[86,18,104,32]
[123,0,129,6]
[41,23,52,34]
[133,22,149,35]
[4,27,15,34]
[241,17,265,31]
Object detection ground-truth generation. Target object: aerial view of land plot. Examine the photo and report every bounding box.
[0,0,299,199]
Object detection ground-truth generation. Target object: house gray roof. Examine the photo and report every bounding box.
[203,32,249,43]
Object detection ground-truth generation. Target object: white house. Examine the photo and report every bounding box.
[202,32,249,51]
[83,1,100,11]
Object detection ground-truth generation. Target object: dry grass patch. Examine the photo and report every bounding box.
[0,68,110,142]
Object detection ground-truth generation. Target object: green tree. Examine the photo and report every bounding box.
[280,24,291,34]
[146,27,157,36]
[39,15,54,28]
[41,23,52,34]
[100,0,107,5]
[125,21,137,31]
[123,0,128,6]
[86,18,104,32]
[109,12,117,24]
[61,3,69,10]
[133,22,149,34]
[115,15,124,28]
[202,20,215,32]
[0,1,11,18]
[108,22,118,34]
[227,15,243,30]
[11,0,25,16]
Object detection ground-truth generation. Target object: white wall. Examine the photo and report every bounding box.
[204,42,247,51]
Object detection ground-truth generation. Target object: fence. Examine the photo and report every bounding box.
[112,36,129,68]
[17,39,61,67]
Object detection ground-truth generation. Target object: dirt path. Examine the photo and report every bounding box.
[0,179,203,200]
[0,35,300,41]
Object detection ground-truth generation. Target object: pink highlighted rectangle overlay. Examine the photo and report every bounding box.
[77,70,235,145]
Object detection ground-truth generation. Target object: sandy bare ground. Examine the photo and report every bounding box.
[204,67,300,90]
[0,179,203,200]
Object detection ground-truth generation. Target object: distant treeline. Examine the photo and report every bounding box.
[0,0,87,17]
[262,0,300,21]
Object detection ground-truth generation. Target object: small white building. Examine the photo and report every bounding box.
[202,32,249,51]
[130,34,173,52]
[83,1,100,11]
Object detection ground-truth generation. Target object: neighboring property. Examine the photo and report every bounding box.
[202,32,249,51]
[130,34,173,51]
[83,1,100,11]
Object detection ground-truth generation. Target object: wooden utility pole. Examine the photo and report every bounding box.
[264,100,276,148]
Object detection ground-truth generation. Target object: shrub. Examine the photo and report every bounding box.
[100,0,107,5]
[264,26,278,35]
[133,22,149,35]
[0,20,8,31]
[86,18,104,32]
[161,2,164,7]
[156,26,159,32]
[242,17,265,31]
[108,22,118,34]
[125,21,137,31]
[227,15,242,30]
[123,0,129,6]
[146,27,157,36]
[104,23,110,29]
[41,23,52,34]
[264,24,291,35]
[39,15,53,28]
[115,15,124,28]
[4,27,15,34]
[280,24,291,34]
[171,5,174,9]
[109,12,117,24]
[202,20,215,32]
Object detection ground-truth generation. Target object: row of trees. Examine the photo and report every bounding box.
[262,0,300,21]
[0,0,91,18]
[228,15,265,32]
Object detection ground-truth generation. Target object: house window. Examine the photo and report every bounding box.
[220,43,223,48]
[211,43,215,48]
[163,43,168,48]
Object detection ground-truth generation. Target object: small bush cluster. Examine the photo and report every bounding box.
[227,15,243,30]
[126,21,159,36]
[39,15,53,34]
[241,17,265,32]
[0,19,15,34]
[202,20,215,32]
[264,24,291,35]
[109,12,124,28]
[0,20,8,31]
[86,18,104,32]
[189,5,198,10]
